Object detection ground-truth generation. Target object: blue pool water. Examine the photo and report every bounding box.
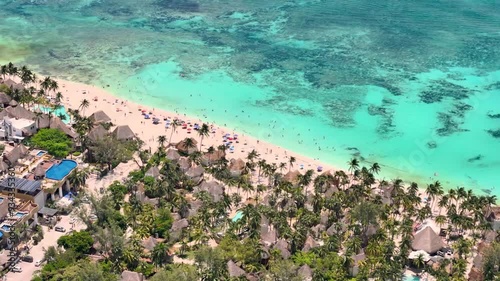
[1,225,11,232]
[38,106,71,124]
[232,211,243,222]
[15,212,27,218]
[36,151,46,157]
[404,275,421,281]
[45,160,77,181]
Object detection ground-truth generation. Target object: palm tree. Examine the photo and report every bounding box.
[40,76,52,94]
[197,123,210,151]
[151,242,170,268]
[33,111,44,129]
[413,253,425,269]
[55,92,63,104]
[183,138,196,154]
[288,156,296,172]
[169,119,181,144]
[67,168,90,191]
[49,79,59,96]
[19,65,35,85]
[6,62,18,79]
[157,135,166,149]
[369,162,381,174]
[0,64,7,80]
[247,149,259,163]
[348,158,360,175]
[79,99,90,115]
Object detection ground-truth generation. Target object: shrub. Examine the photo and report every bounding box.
[30,128,72,158]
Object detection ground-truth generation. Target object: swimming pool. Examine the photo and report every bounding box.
[38,106,71,124]
[37,150,47,157]
[15,212,27,218]
[45,160,77,180]
[1,225,11,232]
[404,275,421,281]
[232,211,243,222]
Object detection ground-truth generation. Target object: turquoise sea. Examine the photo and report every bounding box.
[1,0,499,195]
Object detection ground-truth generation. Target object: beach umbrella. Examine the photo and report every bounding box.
[317,166,323,172]
[144,114,150,119]
[300,164,304,169]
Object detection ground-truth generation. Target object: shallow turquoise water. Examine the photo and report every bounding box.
[232,211,243,222]
[0,0,499,194]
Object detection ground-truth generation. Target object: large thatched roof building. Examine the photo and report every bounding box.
[412,226,445,254]
[89,110,111,124]
[112,125,135,141]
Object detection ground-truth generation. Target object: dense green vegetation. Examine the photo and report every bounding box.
[30,128,72,158]
[2,63,496,281]
[57,231,94,257]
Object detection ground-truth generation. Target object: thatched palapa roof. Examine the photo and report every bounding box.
[0,92,11,105]
[229,158,245,176]
[145,166,160,179]
[0,161,9,172]
[412,226,445,254]
[227,260,246,277]
[298,264,313,281]
[50,117,77,138]
[3,144,28,165]
[284,170,301,185]
[34,164,46,178]
[141,236,157,252]
[89,110,111,124]
[2,79,24,91]
[4,105,35,120]
[87,125,108,142]
[165,148,181,162]
[175,138,198,154]
[120,270,143,281]
[113,125,135,141]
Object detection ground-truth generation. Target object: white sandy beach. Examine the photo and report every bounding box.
[57,79,338,175]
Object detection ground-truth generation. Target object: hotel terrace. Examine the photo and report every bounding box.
[0,144,79,241]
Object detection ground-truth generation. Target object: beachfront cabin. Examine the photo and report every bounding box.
[1,79,24,91]
[0,92,11,108]
[145,166,160,179]
[2,144,29,168]
[87,125,109,143]
[1,103,35,121]
[50,117,77,139]
[411,226,446,255]
[89,110,112,124]
[112,125,135,141]
[120,270,144,281]
[485,206,500,230]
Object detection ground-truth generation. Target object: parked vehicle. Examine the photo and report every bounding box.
[11,266,22,272]
[22,255,33,263]
[55,226,66,232]
[35,260,44,267]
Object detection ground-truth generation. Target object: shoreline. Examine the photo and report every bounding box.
[57,79,341,176]
[54,77,496,198]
